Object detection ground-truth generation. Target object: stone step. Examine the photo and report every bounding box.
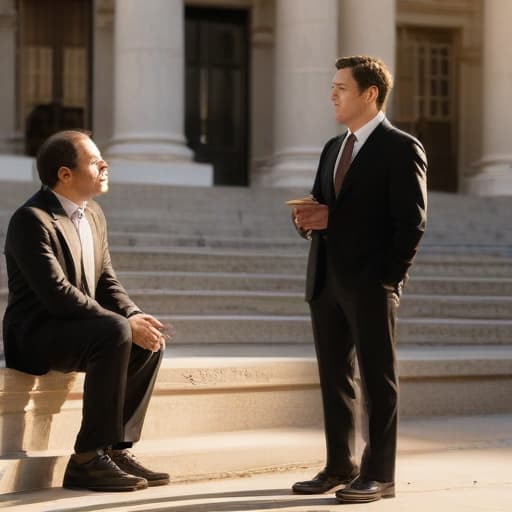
[5,289,509,320]
[82,290,512,319]
[107,247,512,277]
[118,271,512,296]
[1,309,511,351]
[0,430,325,495]
[117,271,305,292]
[110,247,308,274]
[160,315,512,346]
[107,231,305,251]
[406,276,512,296]
[400,294,512,319]
[5,268,512,298]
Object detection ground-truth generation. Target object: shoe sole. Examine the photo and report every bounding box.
[336,488,395,503]
[292,473,359,495]
[147,478,170,487]
[63,481,148,492]
[292,483,348,494]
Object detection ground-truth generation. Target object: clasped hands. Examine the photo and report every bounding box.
[292,199,328,231]
[129,313,176,352]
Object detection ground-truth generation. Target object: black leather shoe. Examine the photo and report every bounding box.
[292,469,359,494]
[63,452,148,491]
[108,449,170,486]
[335,476,395,503]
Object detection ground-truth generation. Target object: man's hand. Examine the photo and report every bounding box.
[128,313,176,352]
[293,203,328,231]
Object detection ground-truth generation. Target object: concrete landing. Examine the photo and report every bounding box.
[1,414,510,511]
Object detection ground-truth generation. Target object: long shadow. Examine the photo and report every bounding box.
[0,488,337,511]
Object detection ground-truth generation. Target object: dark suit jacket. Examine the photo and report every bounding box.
[305,118,427,301]
[2,187,141,374]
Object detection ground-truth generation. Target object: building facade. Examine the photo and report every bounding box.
[0,0,510,194]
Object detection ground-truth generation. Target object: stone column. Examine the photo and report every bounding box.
[468,0,512,195]
[267,0,338,188]
[106,0,192,161]
[0,1,18,154]
[339,0,396,113]
[92,0,115,149]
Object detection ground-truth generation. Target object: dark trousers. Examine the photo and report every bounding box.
[32,312,162,453]
[309,266,399,482]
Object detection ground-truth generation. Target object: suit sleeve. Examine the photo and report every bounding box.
[383,136,428,285]
[291,137,336,240]
[93,206,143,318]
[6,208,109,319]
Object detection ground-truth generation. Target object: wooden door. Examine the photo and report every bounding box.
[185,7,249,186]
[394,27,458,192]
[18,0,92,156]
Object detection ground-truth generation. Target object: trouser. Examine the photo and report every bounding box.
[309,269,399,482]
[33,312,163,453]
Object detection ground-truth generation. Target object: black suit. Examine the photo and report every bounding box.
[3,187,162,452]
[302,118,427,482]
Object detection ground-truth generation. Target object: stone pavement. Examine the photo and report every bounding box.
[1,414,511,512]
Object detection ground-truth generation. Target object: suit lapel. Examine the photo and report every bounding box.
[84,206,103,285]
[43,189,83,288]
[336,120,389,200]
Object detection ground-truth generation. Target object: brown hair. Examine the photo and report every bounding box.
[36,130,91,187]
[335,55,393,109]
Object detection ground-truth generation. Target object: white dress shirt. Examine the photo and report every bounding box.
[52,190,95,296]
[333,110,386,184]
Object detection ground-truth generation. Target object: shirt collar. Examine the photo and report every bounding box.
[351,110,386,146]
[51,190,87,219]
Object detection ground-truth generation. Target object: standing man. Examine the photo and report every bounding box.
[3,131,173,492]
[291,56,427,503]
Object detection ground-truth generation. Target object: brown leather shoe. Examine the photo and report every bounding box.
[63,452,148,492]
[335,476,395,503]
[292,469,359,494]
[108,449,170,486]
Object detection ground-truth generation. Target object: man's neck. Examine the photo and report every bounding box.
[346,108,381,133]
[51,185,88,207]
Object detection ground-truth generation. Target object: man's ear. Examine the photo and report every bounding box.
[56,166,73,185]
[365,85,379,104]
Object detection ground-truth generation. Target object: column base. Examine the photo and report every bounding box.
[105,137,194,161]
[107,158,213,186]
[466,157,512,196]
[0,155,36,182]
[261,149,321,188]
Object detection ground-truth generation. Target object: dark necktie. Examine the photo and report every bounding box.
[334,133,356,197]
[74,207,95,297]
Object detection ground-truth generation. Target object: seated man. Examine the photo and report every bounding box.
[2,130,174,492]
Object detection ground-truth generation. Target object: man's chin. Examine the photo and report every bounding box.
[97,183,109,195]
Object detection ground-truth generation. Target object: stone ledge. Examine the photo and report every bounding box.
[1,349,511,454]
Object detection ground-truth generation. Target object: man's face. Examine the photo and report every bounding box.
[331,67,369,127]
[69,137,109,201]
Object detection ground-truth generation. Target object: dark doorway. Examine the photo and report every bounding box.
[394,27,458,192]
[18,0,93,156]
[185,7,249,186]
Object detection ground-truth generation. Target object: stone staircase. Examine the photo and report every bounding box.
[1,181,512,494]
